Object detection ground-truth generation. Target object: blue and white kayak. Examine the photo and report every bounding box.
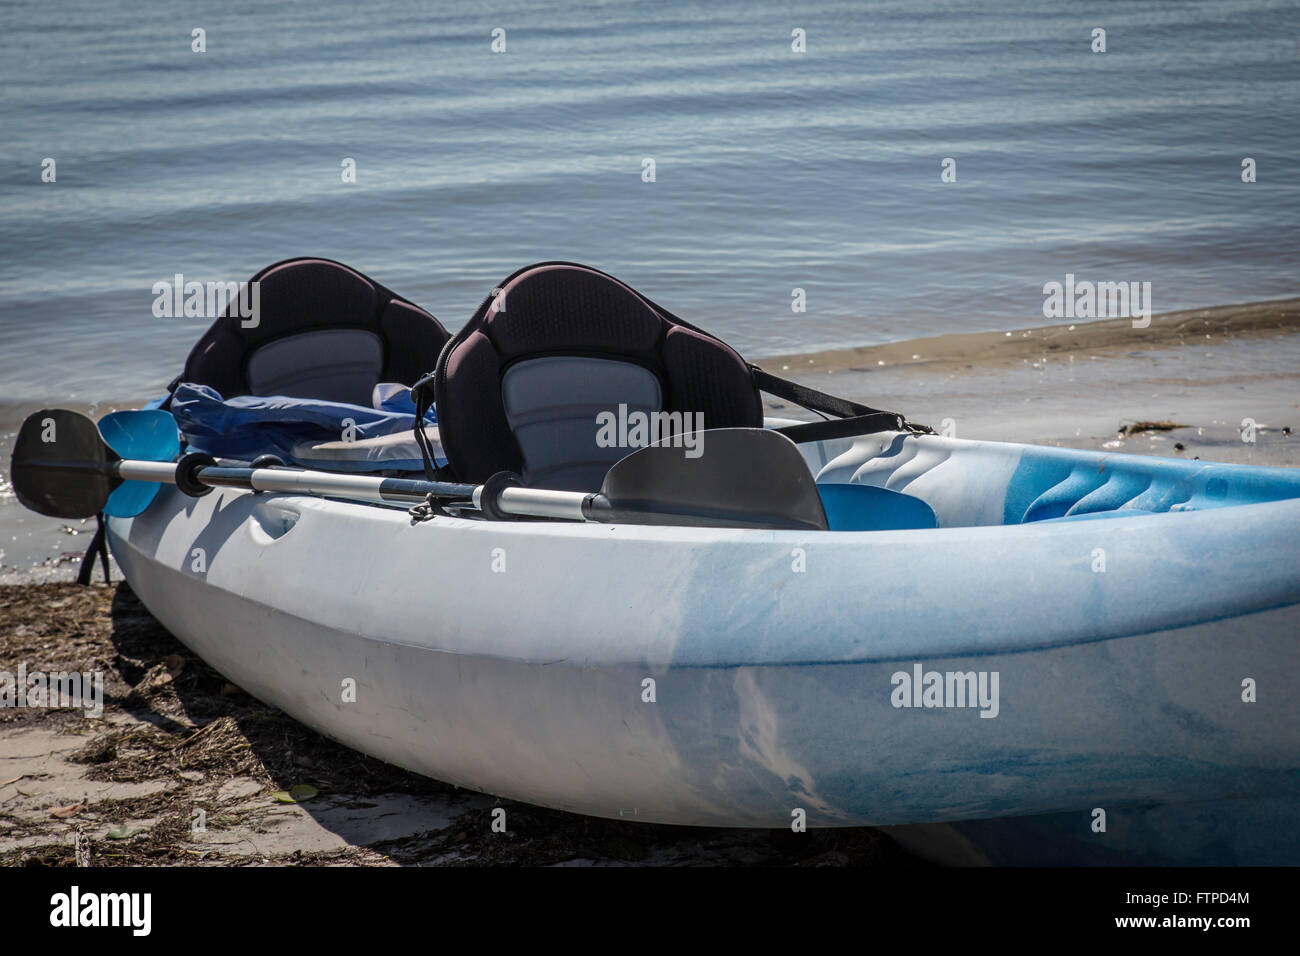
[105,425,1300,863]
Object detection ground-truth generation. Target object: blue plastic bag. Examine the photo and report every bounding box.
[170,383,438,472]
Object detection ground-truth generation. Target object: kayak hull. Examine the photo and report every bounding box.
[108,529,1300,829]
[105,430,1300,858]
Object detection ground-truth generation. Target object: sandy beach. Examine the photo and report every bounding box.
[761,296,1300,375]
[759,296,1300,463]
[3,298,1297,866]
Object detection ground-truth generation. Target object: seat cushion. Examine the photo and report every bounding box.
[246,329,384,405]
[501,356,662,490]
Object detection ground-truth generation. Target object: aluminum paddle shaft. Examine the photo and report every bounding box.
[193,461,588,520]
[12,409,828,530]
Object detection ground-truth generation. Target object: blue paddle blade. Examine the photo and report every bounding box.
[98,410,180,518]
[99,409,180,460]
[104,480,163,518]
[816,483,938,531]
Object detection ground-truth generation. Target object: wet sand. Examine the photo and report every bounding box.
[759,296,1300,375]
[2,296,1298,865]
[759,296,1300,464]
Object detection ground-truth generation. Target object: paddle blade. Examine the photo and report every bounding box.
[599,427,829,530]
[97,410,178,518]
[9,410,120,518]
[816,483,937,531]
[104,477,162,518]
[99,409,180,461]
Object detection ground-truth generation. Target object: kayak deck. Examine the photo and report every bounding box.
[799,429,1300,528]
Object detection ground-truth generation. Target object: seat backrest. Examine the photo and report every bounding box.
[178,258,450,406]
[433,262,762,490]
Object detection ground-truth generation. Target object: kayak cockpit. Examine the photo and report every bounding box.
[802,428,1300,529]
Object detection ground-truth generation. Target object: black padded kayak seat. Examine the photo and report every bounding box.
[434,262,763,491]
[176,257,450,406]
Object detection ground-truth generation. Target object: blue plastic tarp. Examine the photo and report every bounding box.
[170,383,437,472]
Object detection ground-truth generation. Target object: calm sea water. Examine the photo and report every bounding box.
[1,0,1298,403]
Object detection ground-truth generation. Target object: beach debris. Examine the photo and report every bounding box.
[106,823,141,840]
[49,802,85,819]
[271,784,319,804]
[139,663,175,692]
[74,736,118,764]
[1174,442,1186,451]
[1118,420,1189,437]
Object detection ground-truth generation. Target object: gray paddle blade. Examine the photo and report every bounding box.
[598,427,828,530]
[10,409,120,518]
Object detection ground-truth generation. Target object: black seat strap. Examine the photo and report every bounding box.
[776,412,909,444]
[749,365,933,440]
[410,370,445,481]
[750,366,879,418]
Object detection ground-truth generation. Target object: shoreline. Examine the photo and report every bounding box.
[754,296,1300,376]
[753,296,1300,464]
[2,297,1298,422]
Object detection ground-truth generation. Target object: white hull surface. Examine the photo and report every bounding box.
[107,431,1300,860]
